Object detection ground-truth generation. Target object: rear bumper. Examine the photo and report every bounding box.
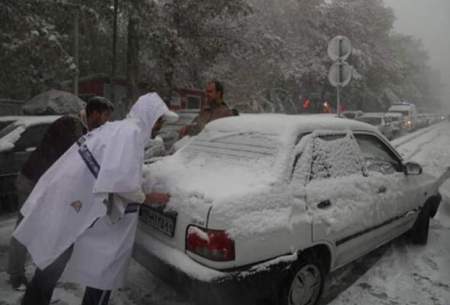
[132,227,293,305]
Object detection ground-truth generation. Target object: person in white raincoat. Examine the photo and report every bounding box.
[13,93,178,305]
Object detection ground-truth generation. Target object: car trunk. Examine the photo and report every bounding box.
[138,194,212,253]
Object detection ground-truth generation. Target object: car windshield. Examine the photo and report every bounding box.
[180,131,280,170]
[357,117,382,125]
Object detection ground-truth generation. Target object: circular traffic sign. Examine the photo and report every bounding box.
[328,61,352,87]
[327,35,352,61]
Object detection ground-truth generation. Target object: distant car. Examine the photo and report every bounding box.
[384,112,404,137]
[415,113,429,129]
[341,110,363,119]
[355,113,395,140]
[134,114,442,305]
[0,116,60,211]
[388,103,418,131]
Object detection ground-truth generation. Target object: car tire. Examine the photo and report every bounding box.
[410,204,430,245]
[279,255,325,305]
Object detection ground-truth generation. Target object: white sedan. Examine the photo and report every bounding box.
[134,114,442,305]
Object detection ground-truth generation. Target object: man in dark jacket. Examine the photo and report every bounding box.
[180,80,233,137]
[7,96,113,290]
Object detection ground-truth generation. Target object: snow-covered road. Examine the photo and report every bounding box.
[0,122,449,305]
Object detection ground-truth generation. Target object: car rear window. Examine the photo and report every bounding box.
[181,131,279,166]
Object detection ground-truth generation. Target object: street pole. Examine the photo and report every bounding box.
[337,38,343,117]
[337,85,341,117]
[73,7,79,96]
[111,0,119,104]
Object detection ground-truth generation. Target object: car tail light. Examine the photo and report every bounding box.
[186,226,235,261]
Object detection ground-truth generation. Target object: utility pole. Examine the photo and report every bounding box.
[111,0,119,104]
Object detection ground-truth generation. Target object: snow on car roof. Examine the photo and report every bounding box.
[385,112,403,117]
[0,115,24,121]
[205,114,378,144]
[11,115,61,127]
[359,112,386,118]
[0,115,61,152]
[389,104,415,111]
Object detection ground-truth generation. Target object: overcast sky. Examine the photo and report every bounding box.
[384,0,450,106]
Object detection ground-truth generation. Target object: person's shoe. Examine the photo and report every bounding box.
[10,275,28,291]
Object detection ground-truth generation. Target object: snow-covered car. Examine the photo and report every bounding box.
[157,110,197,152]
[384,112,404,137]
[0,116,60,211]
[0,115,22,131]
[355,113,395,140]
[134,114,442,305]
[341,110,363,119]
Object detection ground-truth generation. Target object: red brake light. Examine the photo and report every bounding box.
[186,226,235,261]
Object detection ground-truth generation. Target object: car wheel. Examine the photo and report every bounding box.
[280,256,324,305]
[410,204,430,245]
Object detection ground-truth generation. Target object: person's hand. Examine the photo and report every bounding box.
[144,192,170,206]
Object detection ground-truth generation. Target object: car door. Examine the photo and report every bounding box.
[353,132,425,241]
[295,131,384,268]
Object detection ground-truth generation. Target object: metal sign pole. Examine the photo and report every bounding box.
[337,39,342,117]
[337,85,341,117]
[328,35,352,117]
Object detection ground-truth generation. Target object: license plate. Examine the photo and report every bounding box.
[140,206,177,237]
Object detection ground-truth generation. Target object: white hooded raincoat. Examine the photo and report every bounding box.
[14,93,171,290]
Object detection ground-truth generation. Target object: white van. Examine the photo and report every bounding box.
[388,103,418,130]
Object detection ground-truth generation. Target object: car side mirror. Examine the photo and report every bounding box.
[404,162,422,175]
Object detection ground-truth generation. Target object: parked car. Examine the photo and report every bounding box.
[355,113,395,140]
[384,112,404,138]
[415,113,429,129]
[134,114,442,305]
[0,115,22,131]
[0,115,60,212]
[157,110,197,152]
[341,110,363,119]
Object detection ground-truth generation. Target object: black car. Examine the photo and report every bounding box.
[0,115,60,213]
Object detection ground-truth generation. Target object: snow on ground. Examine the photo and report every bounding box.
[0,122,449,305]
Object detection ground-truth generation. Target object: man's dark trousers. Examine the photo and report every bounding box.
[21,245,111,305]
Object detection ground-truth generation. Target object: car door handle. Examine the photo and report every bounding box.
[317,200,331,209]
[377,186,387,193]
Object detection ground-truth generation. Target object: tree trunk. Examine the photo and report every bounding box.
[126,10,140,109]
